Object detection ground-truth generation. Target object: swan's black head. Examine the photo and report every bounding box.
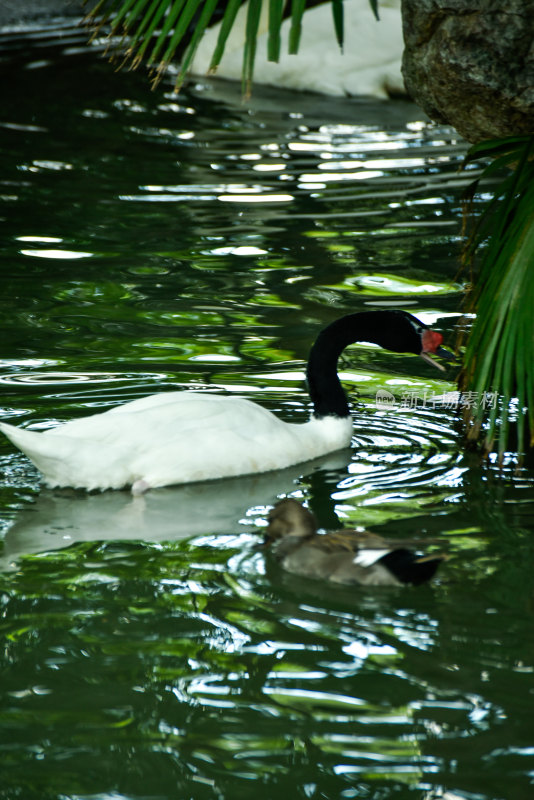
[353,310,453,372]
[307,309,454,418]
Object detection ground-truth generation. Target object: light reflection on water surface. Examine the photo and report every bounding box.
[0,26,533,800]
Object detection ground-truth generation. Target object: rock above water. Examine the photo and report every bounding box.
[401,0,534,142]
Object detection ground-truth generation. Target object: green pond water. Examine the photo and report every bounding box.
[1,23,534,800]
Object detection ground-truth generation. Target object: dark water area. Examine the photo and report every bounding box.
[0,21,533,800]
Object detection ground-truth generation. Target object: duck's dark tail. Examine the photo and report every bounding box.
[378,548,447,586]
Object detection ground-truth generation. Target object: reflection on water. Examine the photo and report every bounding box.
[1,24,534,800]
[0,451,352,569]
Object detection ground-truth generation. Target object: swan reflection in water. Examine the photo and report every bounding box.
[0,451,352,569]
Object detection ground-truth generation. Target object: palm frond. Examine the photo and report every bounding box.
[242,0,263,93]
[85,0,353,89]
[331,0,344,50]
[460,135,534,464]
[206,0,242,70]
[288,0,307,55]
[267,0,284,62]
[367,0,379,21]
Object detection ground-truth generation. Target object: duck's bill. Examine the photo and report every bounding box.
[420,346,456,372]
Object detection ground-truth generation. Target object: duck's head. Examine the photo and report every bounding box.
[264,498,317,544]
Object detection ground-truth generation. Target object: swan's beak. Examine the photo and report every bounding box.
[420,346,456,372]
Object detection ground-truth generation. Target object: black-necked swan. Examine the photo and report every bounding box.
[263,498,447,586]
[0,310,450,493]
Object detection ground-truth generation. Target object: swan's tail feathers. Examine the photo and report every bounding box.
[1,421,41,452]
[0,422,77,486]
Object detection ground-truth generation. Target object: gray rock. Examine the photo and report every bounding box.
[401,0,534,141]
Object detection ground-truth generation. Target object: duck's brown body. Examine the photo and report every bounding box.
[264,499,446,587]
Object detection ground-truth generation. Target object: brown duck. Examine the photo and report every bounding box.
[263,498,446,587]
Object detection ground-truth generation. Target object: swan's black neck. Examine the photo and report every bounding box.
[306,311,424,418]
[306,320,353,418]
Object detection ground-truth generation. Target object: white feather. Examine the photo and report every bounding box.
[0,392,352,491]
[353,548,391,568]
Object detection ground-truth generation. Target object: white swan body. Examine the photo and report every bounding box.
[191,0,405,99]
[0,392,352,492]
[0,310,449,492]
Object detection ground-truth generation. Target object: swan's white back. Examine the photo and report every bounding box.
[0,391,352,491]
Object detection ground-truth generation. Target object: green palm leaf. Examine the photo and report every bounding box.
[242,0,263,93]
[85,0,350,87]
[460,135,534,463]
[331,0,344,50]
[207,0,243,70]
[267,0,284,62]
[288,0,307,55]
